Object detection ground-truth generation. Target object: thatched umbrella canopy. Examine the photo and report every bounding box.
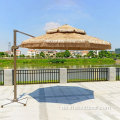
[1,25,111,108]
[20,24,111,50]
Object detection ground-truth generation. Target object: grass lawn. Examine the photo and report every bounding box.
[0,58,115,69]
[0,82,4,85]
[16,80,59,85]
[67,78,107,82]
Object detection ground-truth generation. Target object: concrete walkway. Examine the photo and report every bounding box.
[0,81,120,120]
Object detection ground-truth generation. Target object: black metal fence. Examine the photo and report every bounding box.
[67,68,108,82]
[13,69,60,85]
[0,70,4,85]
[116,68,120,80]
[10,68,120,85]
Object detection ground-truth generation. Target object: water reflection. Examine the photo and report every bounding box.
[0,64,119,70]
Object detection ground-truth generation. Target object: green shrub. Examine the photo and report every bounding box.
[49,59,66,63]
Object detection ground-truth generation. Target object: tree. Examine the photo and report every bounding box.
[87,51,96,58]
[116,54,120,58]
[35,54,40,58]
[98,50,111,58]
[76,54,81,58]
[20,54,25,58]
[64,50,71,58]
[56,52,64,58]
[0,52,5,57]
[40,52,45,58]
[111,53,116,59]
[11,54,14,57]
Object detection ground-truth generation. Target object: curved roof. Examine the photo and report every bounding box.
[20,24,111,50]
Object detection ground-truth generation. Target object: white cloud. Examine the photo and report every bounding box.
[44,22,61,31]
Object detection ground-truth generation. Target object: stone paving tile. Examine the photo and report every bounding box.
[0,82,120,120]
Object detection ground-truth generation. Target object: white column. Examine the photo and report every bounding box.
[108,67,116,81]
[4,69,13,86]
[60,68,67,83]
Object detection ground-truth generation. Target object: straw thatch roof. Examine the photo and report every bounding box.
[20,24,111,50]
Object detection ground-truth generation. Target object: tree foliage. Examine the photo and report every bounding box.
[19,54,25,58]
[56,50,71,58]
[64,50,71,58]
[0,52,8,57]
[40,52,45,58]
[87,51,96,58]
[49,59,66,63]
[56,52,64,58]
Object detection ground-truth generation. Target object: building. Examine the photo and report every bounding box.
[81,51,89,56]
[115,48,120,54]
[5,51,13,56]
[96,50,99,55]
[70,50,89,57]
[27,49,40,57]
[16,50,21,56]
[35,50,40,55]
[27,49,36,57]
[109,51,115,54]
[70,50,81,57]
[44,50,57,57]
[5,50,22,57]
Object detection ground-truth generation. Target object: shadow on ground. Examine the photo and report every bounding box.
[29,86,94,104]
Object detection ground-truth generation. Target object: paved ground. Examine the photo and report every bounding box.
[0,81,120,120]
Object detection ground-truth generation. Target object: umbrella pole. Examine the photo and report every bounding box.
[1,30,28,108]
[1,30,34,108]
[13,30,17,102]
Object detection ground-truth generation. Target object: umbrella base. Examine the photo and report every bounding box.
[1,97,27,108]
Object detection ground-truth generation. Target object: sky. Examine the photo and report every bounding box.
[0,0,120,53]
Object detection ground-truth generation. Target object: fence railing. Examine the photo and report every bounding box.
[0,70,4,85]
[2,67,120,86]
[116,68,120,80]
[67,68,108,82]
[13,69,60,85]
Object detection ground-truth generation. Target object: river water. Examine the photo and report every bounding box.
[0,64,120,70]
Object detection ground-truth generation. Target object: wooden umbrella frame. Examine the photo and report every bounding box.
[1,30,35,108]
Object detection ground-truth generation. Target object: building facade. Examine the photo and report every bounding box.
[44,50,57,57]
[27,49,40,57]
[16,50,21,56]
[115,48,120,54]
[70,50,89,57]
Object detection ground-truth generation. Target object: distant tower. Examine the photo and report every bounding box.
[8,42,11,52]
[8,42,12,56]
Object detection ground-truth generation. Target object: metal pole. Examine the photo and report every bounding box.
[1,30,34,108]
[13,30,17,102]
[12,30,34,102]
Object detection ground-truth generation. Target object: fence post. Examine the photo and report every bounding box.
[60,68,67,83]
[108,67,116,81]
[4,69,13,86]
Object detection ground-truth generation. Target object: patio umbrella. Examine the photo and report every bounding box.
[20,24,111,50]
[1,24,111,108]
